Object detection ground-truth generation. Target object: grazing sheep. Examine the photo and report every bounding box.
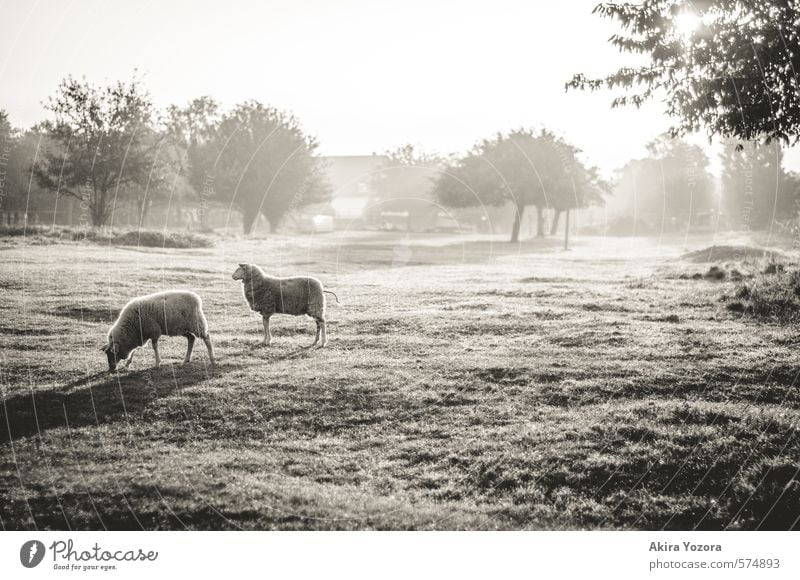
[232,263,337,347]
[101,290,216,371]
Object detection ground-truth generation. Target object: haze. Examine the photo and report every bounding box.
[2,0,798,174]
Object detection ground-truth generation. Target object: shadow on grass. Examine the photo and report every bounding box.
[243,340,323,359]
[0,364,223,443]
[50,305,115,324]
[269,350,316,362]
[0,325,60,336]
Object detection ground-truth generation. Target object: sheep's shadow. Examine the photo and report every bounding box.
[271,345,318,360]
[0,362,225,444]
[246,340,323,358]
[260,344,327,361]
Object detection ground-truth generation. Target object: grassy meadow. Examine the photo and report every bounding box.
[1,230,799,530]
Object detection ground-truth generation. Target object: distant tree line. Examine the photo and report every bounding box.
[1,75,329,233]
[368,130,800,242]
[4,56,800,240]
[719,139,800,230]
[611,135,800,234]
[612,136,713,235]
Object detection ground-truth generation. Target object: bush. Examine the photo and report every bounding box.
[111,230,214,248]
[0,225,58,237]
[727,269,800,322]
[0,225,214,248]
[763,262,785,275]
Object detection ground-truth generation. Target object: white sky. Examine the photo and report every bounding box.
[2,0,799,176]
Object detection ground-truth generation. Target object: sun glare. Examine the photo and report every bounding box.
[674,11,701,39]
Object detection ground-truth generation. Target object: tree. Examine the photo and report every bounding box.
[0,110,19,211]
[783,172,800,229]
[166,97,220,227]
[207,101,329,234]
[0,112,54,220]
[548,149,610,237]
[167,97,220,154]
[568,1,800,145]
[368,145,444,229]
[613,135,714,233]
[434,129,605,242]
[34,75,165,227]
[0,110,10,140]
[720,138,792,228]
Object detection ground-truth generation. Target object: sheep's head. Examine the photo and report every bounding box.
[232,263,251,281]
[101,340,132,372]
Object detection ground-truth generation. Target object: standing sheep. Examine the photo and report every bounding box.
[232,263,338,347]
[101,290,216,371]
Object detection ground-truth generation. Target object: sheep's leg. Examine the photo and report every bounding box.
[311,318,320,346]
[183,333,195,364]
[202,335,216,366]
[262,315,272,346]
[312,317,327,347]
[152,338,161,368]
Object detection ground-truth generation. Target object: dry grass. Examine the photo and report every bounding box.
[726,268,800,322]
[1,232,799,530]
[0,225,214,248]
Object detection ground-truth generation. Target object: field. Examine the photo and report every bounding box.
[1,230,799,530]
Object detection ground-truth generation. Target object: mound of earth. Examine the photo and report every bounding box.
[681,244,784,263]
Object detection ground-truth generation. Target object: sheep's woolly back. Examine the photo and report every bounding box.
[237,264,325,319]
[109,290,209,348]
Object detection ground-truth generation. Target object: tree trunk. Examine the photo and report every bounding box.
[138,198,150,229]
[536,205,545,237]
[564,209,570,250]
[91,202,107,227]
[550,209,562,236]
[91,187,111,228]
[510,204,525,243]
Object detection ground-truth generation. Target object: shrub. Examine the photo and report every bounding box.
[0,225,57,237]
[0,226,214,248]
[112,230,214,248]
[763,262,785,275]
[727,269,800,322]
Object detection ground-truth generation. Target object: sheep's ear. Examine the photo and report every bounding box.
[100,344,109,352]
[239,263,247,268]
